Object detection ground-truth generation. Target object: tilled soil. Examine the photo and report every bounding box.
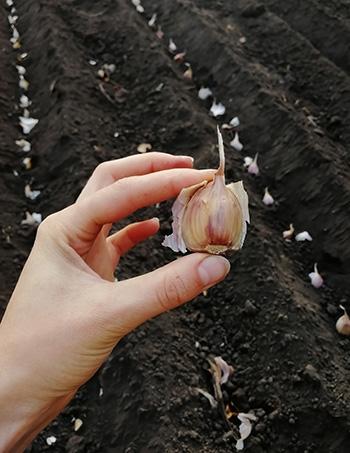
[1,0,350,452]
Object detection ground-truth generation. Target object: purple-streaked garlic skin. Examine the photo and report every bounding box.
[162,127,250,255]
[181,176,244,254]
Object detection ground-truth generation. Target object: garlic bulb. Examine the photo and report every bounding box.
[162,127,250,254]
[336,305,350,336]
[308,263,323,288]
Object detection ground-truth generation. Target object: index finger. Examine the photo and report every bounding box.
[77,153,194,201]
[63,168,215,242]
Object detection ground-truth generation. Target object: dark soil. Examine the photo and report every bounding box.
[1,0,350,451]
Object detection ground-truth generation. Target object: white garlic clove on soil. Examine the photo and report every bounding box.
[230,131,243,151]
[247,153,259,175]
[262,187,274,206]
[308,263,324,288]
[283,223,294,240]
[295,231,312,242]
[336,305,350,336]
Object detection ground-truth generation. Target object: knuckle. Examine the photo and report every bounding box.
[157,273,188,312]
[93,161,109,177]
[36,214,57,239]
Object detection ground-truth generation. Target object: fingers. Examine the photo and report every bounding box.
[109,254,230,334]
[63,168,215,242]
[108,218,160,257]
[78,153,194,201]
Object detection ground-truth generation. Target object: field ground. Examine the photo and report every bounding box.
[1,0,350,451]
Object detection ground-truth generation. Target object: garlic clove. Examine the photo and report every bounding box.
[336,305,350,336]
[183,65,193,80]
[230,116,240,128]
[168,38,177,53]
[148,13,157,27]
[243,156,253,167]
[156,27,164,40]
[19,94,31,108]
[210,99,225,117]
[283,223,294,240]
[262,187,274,206]
[174,51,186,62]
[247,153,259,175]
[21,211,42,225]
[15,139,31,152]
[308,263,323,288]
[230,131,243,151]
[8,15,18,25]
[19,116,39,134]
[22,157,32,170]
[19,76,29,91]
[18,52,28,60]
[295,231,312,242]
[137,143,152,153]
[25,184,41,200]
[198,87,212,100]
[73,418,83,432]
[162,127,249,254]
[46,436,57,446]
[162,180,207,253]
[16,65,26,75]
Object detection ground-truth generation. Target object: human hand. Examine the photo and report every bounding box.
[0,153,230,451]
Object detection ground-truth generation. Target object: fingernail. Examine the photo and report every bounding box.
[179,156,194,163]
[198,256,230,287]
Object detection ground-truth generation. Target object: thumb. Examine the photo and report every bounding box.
[113,253,230,333]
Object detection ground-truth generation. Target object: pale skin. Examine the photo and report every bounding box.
[0,153,230,452]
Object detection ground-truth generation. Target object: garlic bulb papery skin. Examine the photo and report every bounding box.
[308,263,324,288]
[162,127,250,255]
[336,305,350,336]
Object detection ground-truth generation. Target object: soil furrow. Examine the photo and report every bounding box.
[215,0,350,147]
[0,4,35,308]
[262,0,350,75]
[1,0,349,452]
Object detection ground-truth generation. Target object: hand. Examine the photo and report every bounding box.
[0,153,230,451]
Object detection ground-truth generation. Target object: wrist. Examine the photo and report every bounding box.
[0,332,74,452]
